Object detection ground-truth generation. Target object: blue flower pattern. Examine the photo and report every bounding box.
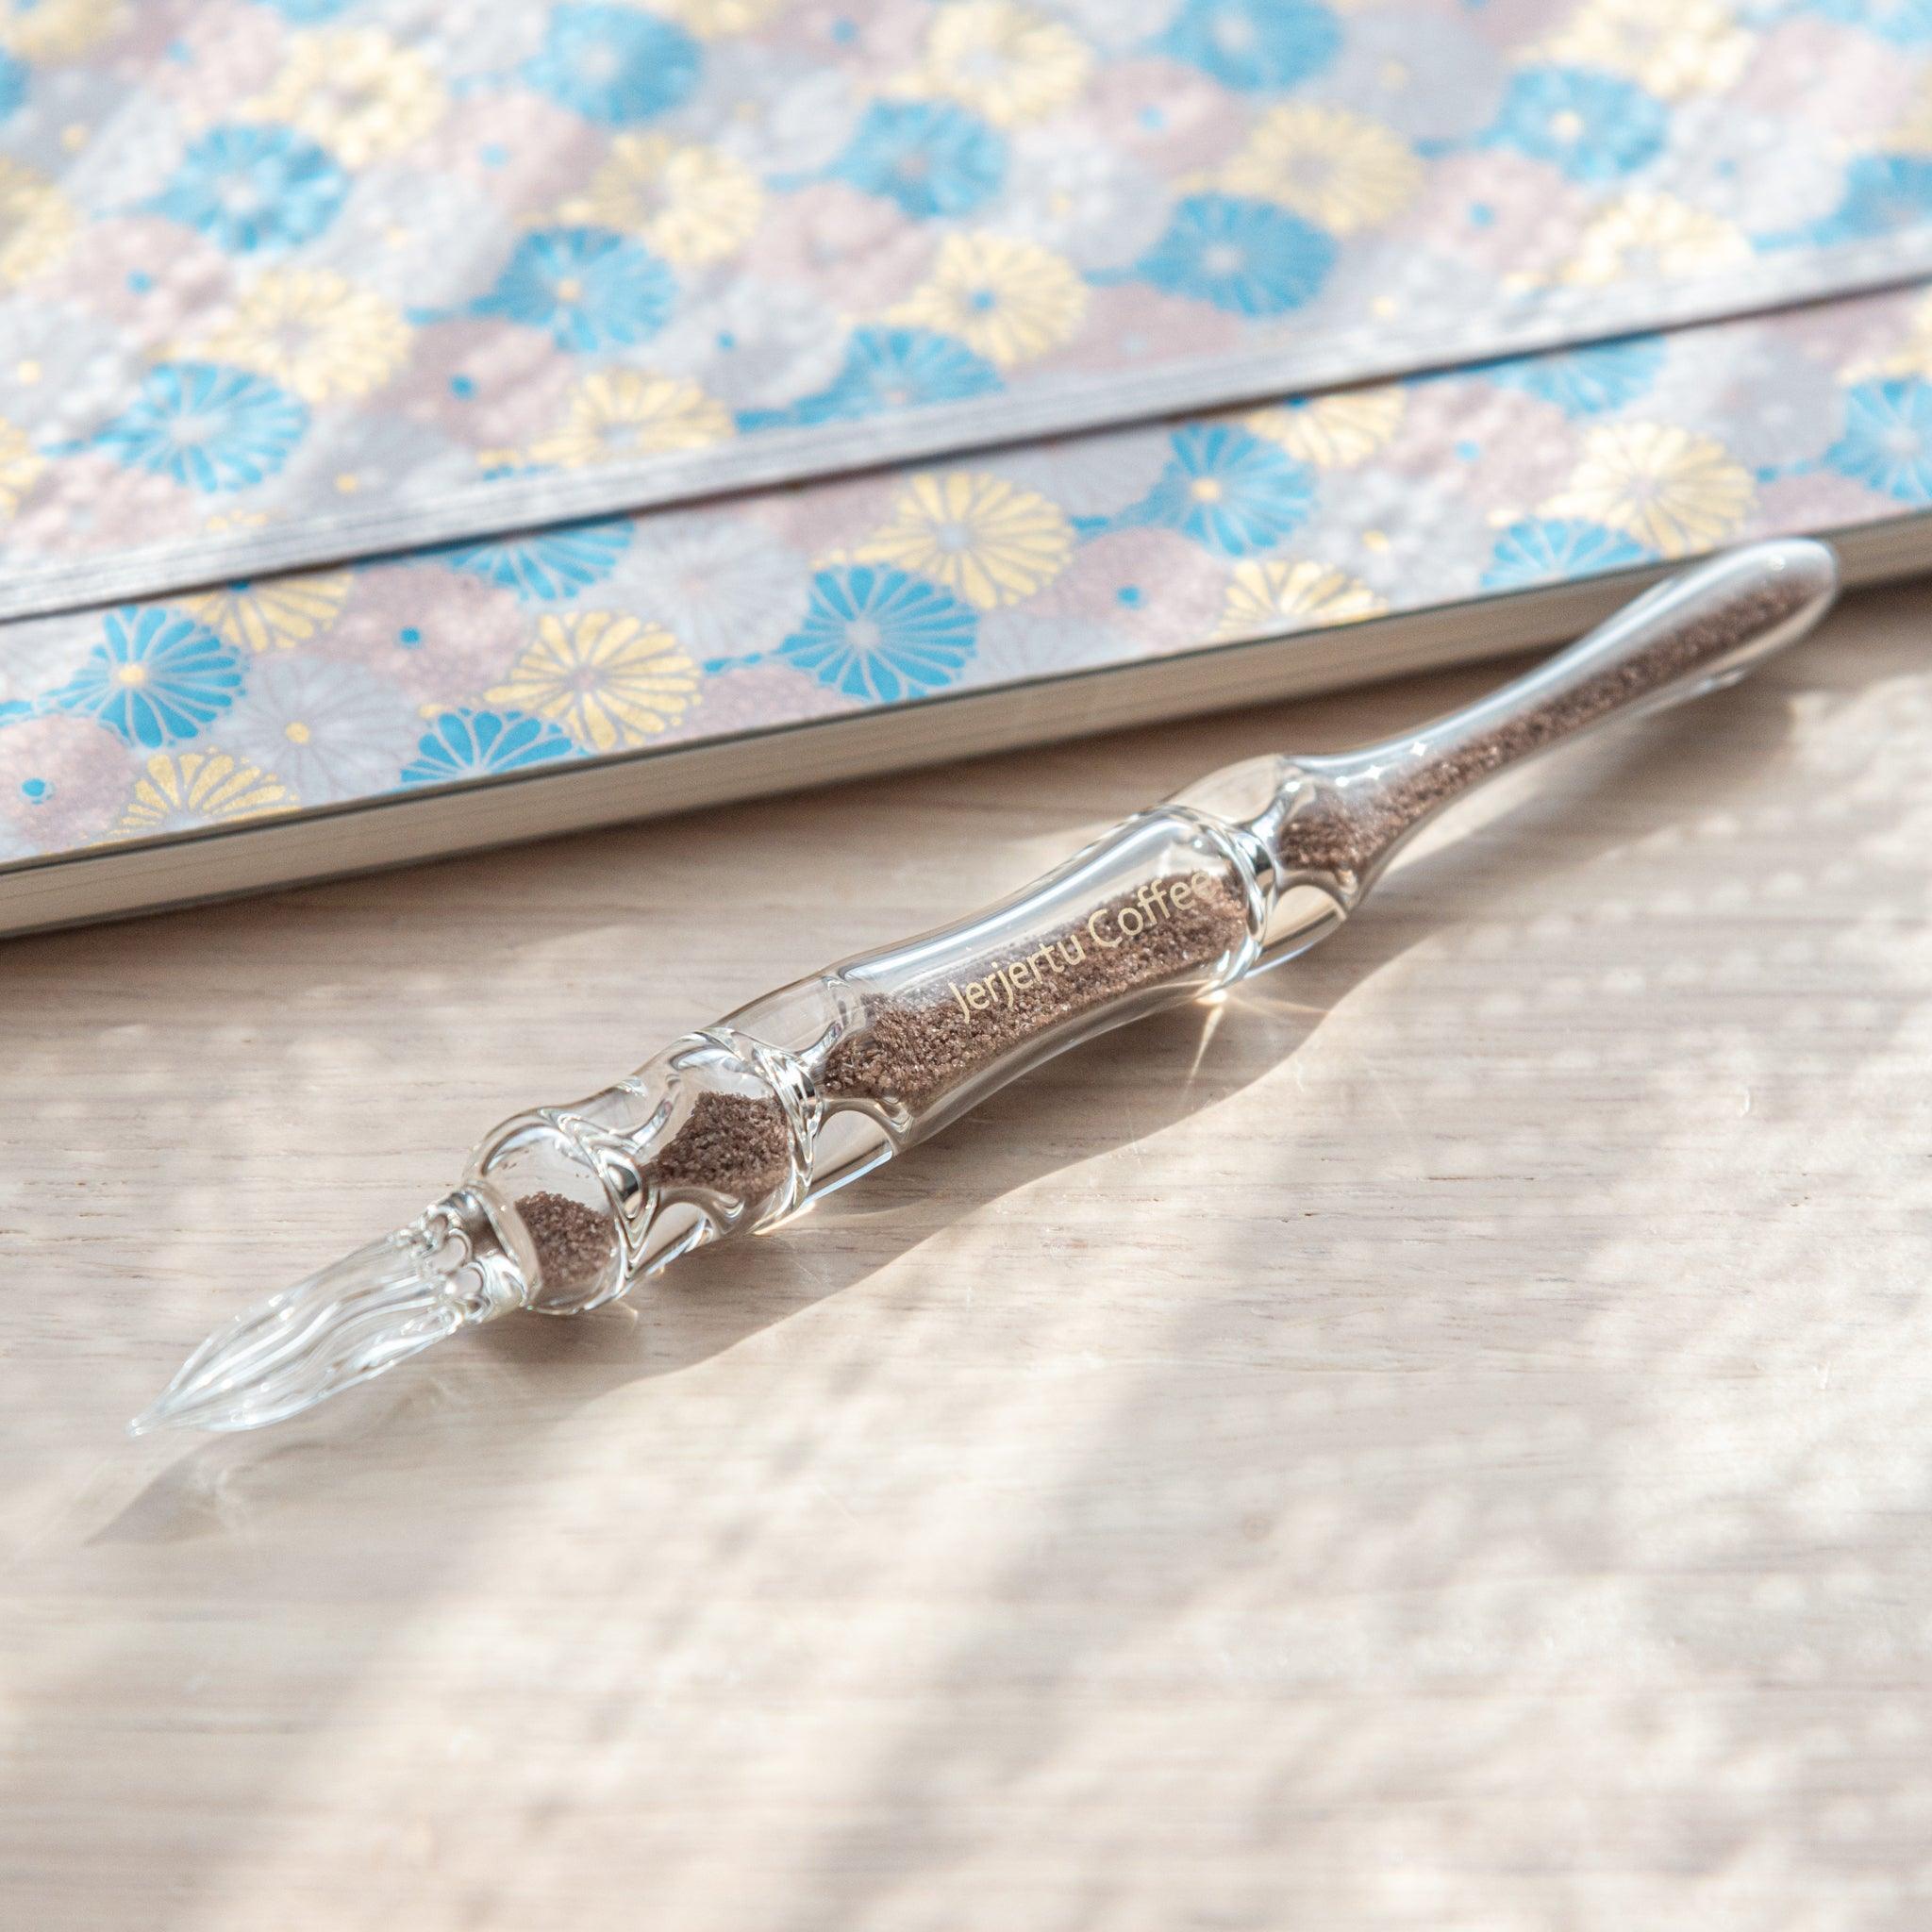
[150,124,349,254]
[466,227,675,352]
[1127,425,1316,556]
[1797,0,1932,42]
[93,362,308,493]
[1155,0,1341,92]
[778,567,978,702]
[1481,68,1667,184]
[744,326,1003,432]
[830,101,1006,221]
[50,608,244,748]
[437,519,633,601]
[1775,154,1932,249]
[1131,194,1336,316]
[400,708,578,785]
[1484,337,1666,417]
[522,5,701,127]
[0,52,27,122]
[1481,519,1651,591]
[1824,378,1932,500]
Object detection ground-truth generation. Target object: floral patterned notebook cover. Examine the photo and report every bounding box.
[5,1,1932,908]
[2,0,1932,613]
[5,278,1932,880]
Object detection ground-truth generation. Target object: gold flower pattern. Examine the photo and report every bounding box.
[1555,192,1750,288]
[0,161,74,287]
[890,232,1087,368]
[1219,106,1422,235]
[246,28,446,169]
[0,0,122,62]
[1533,0,1756,101]
[526,373,734,469]
[559,136,764,266]
[0,416,42,512]
[199,271,412,404]
[116,752,294,837]
[655,0,787,34]
[1213,559,1386,641]
[1245,388,1407,469]
[855,470,1074,608]
[183,572,354,654]
[1544,422,1755,557]
[917,1,1092,127]
[487,612,700,753]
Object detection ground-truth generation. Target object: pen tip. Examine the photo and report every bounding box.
[129,1217,504,1436]
[125,1396,182,1438]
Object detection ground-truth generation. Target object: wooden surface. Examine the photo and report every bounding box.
[5,581,1931,1931]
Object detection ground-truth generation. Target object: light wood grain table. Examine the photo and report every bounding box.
[5,580,1931,1932]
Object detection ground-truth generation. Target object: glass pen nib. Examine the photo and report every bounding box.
[129,1203,519,1436]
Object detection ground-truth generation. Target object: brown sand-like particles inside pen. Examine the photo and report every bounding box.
[1273,573,1817,879]
[822,868,1250,1113]
[513,1093,792,1295]
[515,869,1251,1286]
[514,1187,619,1302]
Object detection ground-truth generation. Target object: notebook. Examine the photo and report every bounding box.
[4,1,1932,932]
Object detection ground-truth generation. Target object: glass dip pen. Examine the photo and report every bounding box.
[133,539,1839,1436]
